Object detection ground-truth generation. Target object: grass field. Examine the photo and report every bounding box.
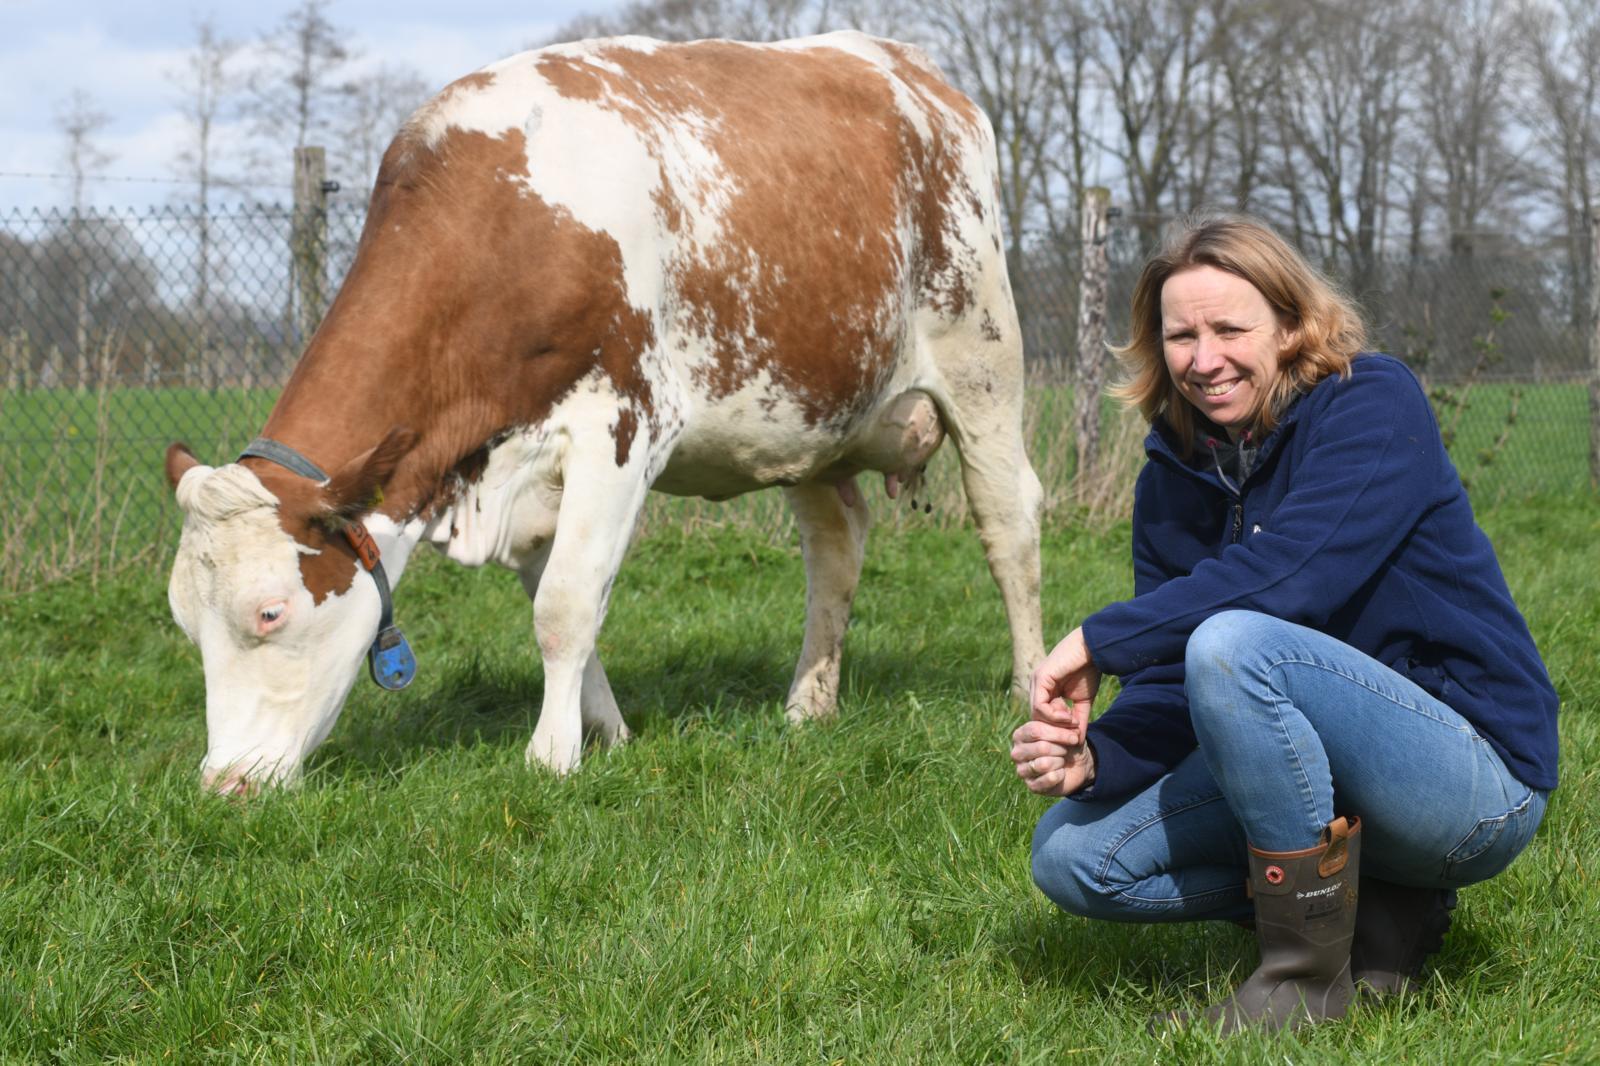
[0,487,1596,1061]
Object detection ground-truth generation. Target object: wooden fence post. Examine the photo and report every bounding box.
[291,147,330,351]
[1074,186,1112,478]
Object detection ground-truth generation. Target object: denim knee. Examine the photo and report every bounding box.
[1185,610,1276,719]
[1031,801,1121,920]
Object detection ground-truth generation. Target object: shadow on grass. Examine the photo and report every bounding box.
[1001,893,1506,1017]
[998,906,1255,1003]
[308,637,995,780]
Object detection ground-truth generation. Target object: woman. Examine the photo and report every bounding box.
[1013,214,1558,1033]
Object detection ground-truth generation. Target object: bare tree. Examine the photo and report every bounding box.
[53,89,114,390]
[1201,0,1289,214]
[334,64,433,195]
[243,0,356,186]
[544,0,838,43]
[1269,0,1418,298]
[169,15,240,313]
[54,90,114,216]
[1088,0,1217,246]
[921,0,1073,268]
[1420,0,1524,257]
[1518,0,1600,329]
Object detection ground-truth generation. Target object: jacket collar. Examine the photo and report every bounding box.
[1143,390,1307,490]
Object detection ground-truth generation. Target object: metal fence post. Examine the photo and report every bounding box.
[1074,186,1111,477]
[1590,213,1600,490]
[292,147,329,353]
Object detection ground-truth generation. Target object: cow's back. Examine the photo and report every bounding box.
[359,33,1012,502]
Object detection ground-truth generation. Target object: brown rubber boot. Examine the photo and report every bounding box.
[1350,879,1457,997]
[1162,817,1362,1035]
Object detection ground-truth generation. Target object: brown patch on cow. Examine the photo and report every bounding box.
[532,53,607,101]
[980,310,1003,343]
[651,163,686,235]
[444,71,496,95]
[536,39,986,426]
[255,125,657,601]
[237,462,360,602]
[612,407,638,467]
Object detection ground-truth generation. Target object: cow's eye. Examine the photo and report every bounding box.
[256,600,290,635]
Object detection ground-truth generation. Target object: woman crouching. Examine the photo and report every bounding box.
[1013,213,1558,1033]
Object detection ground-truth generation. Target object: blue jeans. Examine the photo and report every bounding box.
[1032,611,1547,923]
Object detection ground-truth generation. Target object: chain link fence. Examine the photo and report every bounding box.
[2,202,1595,592]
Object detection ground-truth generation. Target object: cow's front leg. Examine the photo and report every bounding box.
[518,557,631,752]
[523,457,650,774]
[579,653,630,746]
[782,477,871,723]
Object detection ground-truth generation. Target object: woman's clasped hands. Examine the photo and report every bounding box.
[1011,626,1101,797]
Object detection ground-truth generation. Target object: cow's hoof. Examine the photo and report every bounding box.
[525,735,582,775]
[590,720,632,748]
[784,700,838,726]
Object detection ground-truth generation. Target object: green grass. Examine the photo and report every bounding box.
[1,495,1596,1062]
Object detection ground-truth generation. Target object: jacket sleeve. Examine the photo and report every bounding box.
[1077,464,1200,801]
[1083,358,1443,677]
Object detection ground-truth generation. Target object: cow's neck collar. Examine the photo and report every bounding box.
[238,436,417,691]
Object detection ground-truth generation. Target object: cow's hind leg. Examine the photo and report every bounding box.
[522,451,650,774]
[926,324,1046,699]
[782,477,871,723]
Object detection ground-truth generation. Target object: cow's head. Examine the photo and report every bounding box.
[164,430,416,795]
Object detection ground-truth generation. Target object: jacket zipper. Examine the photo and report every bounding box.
[1230,499,1243,543]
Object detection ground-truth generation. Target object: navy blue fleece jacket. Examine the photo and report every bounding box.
[1079,354,1559,801]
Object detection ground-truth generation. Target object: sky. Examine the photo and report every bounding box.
[0,0,629,212]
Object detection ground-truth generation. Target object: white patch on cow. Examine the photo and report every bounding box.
[528,48,735,269]
[421,424,567,570]
[410,370,683,570]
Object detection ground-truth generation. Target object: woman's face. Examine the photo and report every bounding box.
[1160,265,1297,438]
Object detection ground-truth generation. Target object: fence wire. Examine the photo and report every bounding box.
[0,204,1594,592]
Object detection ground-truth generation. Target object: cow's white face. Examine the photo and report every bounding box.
[168,461,379,795]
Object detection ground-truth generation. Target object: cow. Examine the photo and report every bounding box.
[164,31,1044,795]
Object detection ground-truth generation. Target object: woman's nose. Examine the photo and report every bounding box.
[1192,334,1224,373]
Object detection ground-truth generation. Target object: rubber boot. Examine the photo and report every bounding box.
[1350,879,1457,997]
[1163,816,1362,1035]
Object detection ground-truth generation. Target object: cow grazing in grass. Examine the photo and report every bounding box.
[164,32,1044,795]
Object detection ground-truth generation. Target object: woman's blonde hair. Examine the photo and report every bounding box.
[1110,212,1368,448]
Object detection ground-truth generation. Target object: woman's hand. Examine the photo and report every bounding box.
[1011,718,1096,796]
[1031,626,1101,736]
[1012,627,1102,797]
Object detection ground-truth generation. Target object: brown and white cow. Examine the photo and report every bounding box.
[165,32,1044,794]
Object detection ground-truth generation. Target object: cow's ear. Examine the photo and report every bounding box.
[165,442,201,490]
[318,427,419,529]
